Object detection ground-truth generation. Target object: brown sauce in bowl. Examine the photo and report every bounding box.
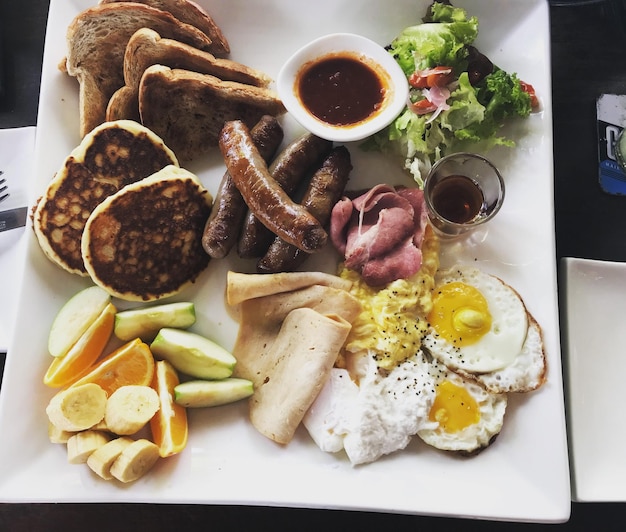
[296,53,387,126]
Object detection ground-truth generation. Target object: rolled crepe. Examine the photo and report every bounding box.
[232,284,362,386]
[226,270,353,306]
[248,308,352,444]
[227,271,362,444]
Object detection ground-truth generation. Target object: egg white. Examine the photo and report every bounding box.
[423,266,528,373]
[303,350,437,465]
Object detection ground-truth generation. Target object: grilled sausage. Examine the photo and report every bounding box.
[237,133,332,258]
[219,120,328,253]
[202,115,284,258]
[257,145,352,273]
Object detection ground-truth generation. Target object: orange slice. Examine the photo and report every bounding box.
[70,338,155,396]
[150,360,188,457]
[43,303,116,388]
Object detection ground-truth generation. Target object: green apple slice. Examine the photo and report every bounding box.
[48,285,111,358]
[150,328,236,380]
[114,302,196,341]
[174,378,254,408]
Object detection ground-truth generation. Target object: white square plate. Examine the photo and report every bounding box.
[562,257,626,502]
[0,0,570,522]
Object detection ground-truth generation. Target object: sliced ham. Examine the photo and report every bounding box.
[360,239,423,286]
[397,187,429,248]
[328,197,354,255]
[330,184,429,286]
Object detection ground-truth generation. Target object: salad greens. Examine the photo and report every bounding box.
[363,2,535,186]
[391,3,478,74]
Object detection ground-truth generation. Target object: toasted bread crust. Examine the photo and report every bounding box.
[99,0,230,55]
[33,120,178,275]
[66,3,214,137]
[82,167,213,301]
[139,65,285,161]
[107,28,271,123]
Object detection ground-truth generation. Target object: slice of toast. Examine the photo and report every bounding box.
[82,165,213,302]
[138,65,285,162]
[33,120,178,276]
[107,28,272,123]
[99,0,230,55]
[66,3,215,137]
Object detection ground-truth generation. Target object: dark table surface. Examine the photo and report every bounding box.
[2,0,626,529]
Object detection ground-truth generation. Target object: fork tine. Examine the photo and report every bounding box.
[0,175,8,203]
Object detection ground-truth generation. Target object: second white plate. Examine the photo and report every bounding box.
[562,257,626,501]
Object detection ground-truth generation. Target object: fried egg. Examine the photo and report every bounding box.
[423,266,528,372]
[423,265,546,393]
[417,359,507,454]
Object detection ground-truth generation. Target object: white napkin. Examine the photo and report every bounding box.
[0,126,36,352]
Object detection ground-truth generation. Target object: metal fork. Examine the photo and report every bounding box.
[0,171,8,203]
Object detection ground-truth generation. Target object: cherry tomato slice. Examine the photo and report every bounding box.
[409,66,454,89]
[409,98,437,114]
[520,81,539,108]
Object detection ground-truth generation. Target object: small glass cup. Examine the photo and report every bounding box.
[423,152,505,239]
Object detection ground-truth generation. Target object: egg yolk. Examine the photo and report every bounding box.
[429,380,480,433]
[427,282,492,346]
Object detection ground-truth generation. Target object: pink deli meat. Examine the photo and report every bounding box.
[330,184,429,286]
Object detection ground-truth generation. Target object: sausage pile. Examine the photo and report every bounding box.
[202,116,353,273]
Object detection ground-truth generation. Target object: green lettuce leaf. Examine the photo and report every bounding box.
[389,3,478,74]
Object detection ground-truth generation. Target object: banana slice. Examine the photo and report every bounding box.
[46,383,107,432]
[90,419,110,432]
[48,421,73,444]
[67,430,112,464]
[110,438,160,483]
[104,385,160,435]
[87,437,133,480]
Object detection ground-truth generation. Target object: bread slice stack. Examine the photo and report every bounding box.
[64,1,285,161]
[100,0,230,56]
[106,28,271,124]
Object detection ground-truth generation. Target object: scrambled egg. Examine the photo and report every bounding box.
[338,226,440,370]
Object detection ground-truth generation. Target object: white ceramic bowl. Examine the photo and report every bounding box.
[277,33,409,143]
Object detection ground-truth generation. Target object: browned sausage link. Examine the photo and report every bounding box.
[219,120,328,253]
[202,115,284,258]
[237,133,332,258]
[236,209,272,258]
[257,145,352,273]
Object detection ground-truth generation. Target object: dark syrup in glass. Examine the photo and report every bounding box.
[431,174,484,224]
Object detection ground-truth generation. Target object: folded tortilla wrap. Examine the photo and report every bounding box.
[248,308,352,444]
[226,270,353,306]
[227,271,362,444]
